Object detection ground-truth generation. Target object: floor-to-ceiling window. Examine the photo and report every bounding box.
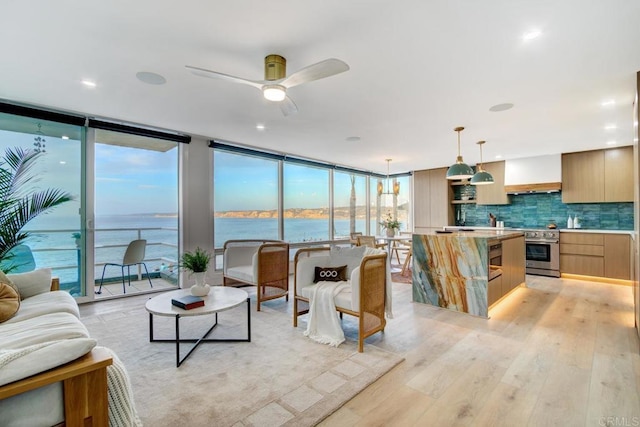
[333,171,367,239]
[0,112,85,295]
[213,150,279,248]
[92,128,180,297]
[283,162,330,243]
[370,174,411,234]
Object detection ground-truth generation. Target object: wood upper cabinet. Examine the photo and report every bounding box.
[562,146,633,203]
[604,146,633,202]
[413,167,452,228]
[562,150,605,203]
[475,161,510,205]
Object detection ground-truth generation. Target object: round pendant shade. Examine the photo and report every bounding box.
[446,162,474,180]
[470,170,494,185]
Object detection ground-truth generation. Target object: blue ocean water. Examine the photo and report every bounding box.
[22,215,371,291]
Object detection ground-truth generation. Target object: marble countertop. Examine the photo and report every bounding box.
[417,228,524,240]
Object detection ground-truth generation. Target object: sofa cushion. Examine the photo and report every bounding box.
[7,268,52,300]
[300,284,352,311]
[313,265,347,283]
[225,265,256,285]
[0,337,96,387]
[3,290,80,324]
[329,246,366,277]
[0,312,90,350]
[0,282,20,323]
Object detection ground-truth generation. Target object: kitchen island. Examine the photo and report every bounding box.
[412,229,525,317]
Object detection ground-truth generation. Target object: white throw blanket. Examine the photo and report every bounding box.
[304,281,349,347]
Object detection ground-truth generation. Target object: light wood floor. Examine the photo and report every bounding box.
[320,275,640,427]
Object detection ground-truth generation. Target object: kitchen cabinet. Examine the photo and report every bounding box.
[604,234,631,279]
[500,235,525,294]
[475,161,510,205]
[413,168,453,228]
[559,232,630,280]
[562,147,633,203]
[604,147,634,202]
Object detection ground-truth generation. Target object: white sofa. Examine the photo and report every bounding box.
[0,269,139,427]
[223,239,289,311]
[293,246,392,352]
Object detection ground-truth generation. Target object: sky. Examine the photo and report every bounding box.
[1,122,409,222]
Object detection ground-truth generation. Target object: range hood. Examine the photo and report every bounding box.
[504,154,562,194]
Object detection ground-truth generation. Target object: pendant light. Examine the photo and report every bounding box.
[378,159,400,196]
[470,140,494,185]
[446,126,474,180]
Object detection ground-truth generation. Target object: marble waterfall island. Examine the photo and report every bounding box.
[412,230,525,318]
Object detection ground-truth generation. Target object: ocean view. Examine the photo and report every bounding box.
[22,214,392,291]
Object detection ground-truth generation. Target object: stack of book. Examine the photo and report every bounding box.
[171,295,205,310]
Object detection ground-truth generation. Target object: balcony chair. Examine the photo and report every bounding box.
[96,239,152,294]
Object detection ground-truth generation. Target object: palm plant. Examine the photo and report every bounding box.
[0,147,73,272]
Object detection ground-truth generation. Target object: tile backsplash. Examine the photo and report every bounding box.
[454,191,633,230]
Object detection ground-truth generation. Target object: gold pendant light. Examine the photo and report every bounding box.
[470,140,494,185]
[446,126,474,180]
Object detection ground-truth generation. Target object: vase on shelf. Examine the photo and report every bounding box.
[190,272,210,296]
[386,228,395,237]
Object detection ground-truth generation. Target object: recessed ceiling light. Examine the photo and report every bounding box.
[495,154,503,159]
[604,124,617,130]
[489,103,514,112]
[256,124,265,131]
[606,140,617,145]
[61,135,69,140]
[601,99,615,107]
[136,71,166,85]
[522,30,542,41]
[59,161,66,165]
[81,79,96,88]
[345,136,361,142]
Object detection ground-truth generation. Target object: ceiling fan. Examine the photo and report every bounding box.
[186,54,349,116]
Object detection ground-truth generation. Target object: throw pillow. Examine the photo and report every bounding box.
[314,265,347,283]
[0,282,20,323]
[7,268,52,300]
[329,245,366,277]
[0,270,20,299]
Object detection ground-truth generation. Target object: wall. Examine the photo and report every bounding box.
[454,190,633,230]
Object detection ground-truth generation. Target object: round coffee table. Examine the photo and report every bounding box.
[145,287,250,367]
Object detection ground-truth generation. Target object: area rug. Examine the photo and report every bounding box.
[80,290,403,427]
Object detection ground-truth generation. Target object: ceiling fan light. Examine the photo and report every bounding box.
[263,85,286,102]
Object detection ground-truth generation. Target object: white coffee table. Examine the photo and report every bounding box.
[145,287,250,367]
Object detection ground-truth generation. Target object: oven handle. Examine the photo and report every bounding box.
[526,239,559,244]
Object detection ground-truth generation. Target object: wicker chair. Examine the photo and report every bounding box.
[293,247,388,352]
[222,239,289,311]
[356,235,386,250]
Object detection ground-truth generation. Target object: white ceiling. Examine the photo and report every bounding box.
[2,1,639,175]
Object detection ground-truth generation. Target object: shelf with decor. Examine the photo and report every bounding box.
[451,199,476,204]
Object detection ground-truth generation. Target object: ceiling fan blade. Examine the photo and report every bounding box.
[185,65,264,90]
[280,95,299,116]
[281,58,349,89]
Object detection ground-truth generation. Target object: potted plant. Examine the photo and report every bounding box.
[0,147,73,272]
[380,213,401,237]
[180,247,212,296]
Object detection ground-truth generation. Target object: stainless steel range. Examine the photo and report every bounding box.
[523,229,560,277]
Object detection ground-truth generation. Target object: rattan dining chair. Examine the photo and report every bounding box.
[96,239,153,294]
